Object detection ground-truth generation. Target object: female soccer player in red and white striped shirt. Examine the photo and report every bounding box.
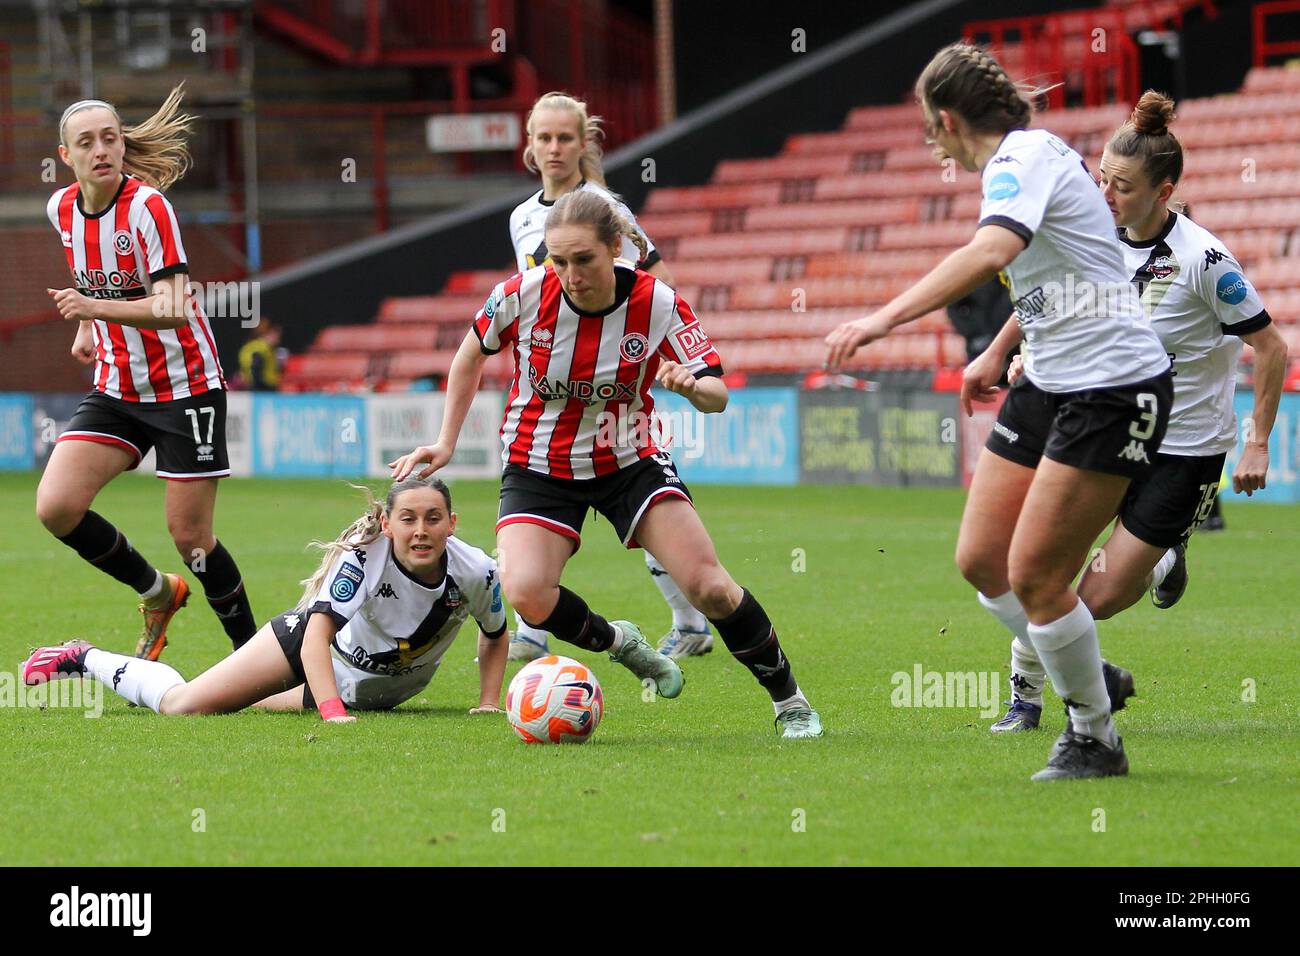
[37,86,256,657]
[505,91,714,664]
[392,189,822,738]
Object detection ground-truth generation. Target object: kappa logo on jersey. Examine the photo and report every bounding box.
[528,363,637,405]
[1202,248,1228,271]
[74,267,143,290]
[1117,439,1150,464]
[60,229,73,248]
[1216,271,1249,306]
[619,332,650,363]
[531,327,553,351]
[330,562,364,602]
[353,547,367,566]
[376,583,397,599]
[674,323,713,360]
[196,443,214,463]
[112,230,134,255]
[986,172,1021,201]
[283,613,301,631]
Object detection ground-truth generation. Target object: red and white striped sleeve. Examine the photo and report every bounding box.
[131,188,189,283]
[472,272,523,354]
[657,293,723,378]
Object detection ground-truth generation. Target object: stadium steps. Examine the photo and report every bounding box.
[282,65,1300,392]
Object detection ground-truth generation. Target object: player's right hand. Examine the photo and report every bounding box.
[389,442,452,481]
[960,350,1004,418]
[1006,354,1025,386]
[71,324,95,365]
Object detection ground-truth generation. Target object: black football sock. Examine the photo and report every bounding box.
[57,511,158,594]
[528,586,616,652]
[710,588,798,702]
[192,540,256,649]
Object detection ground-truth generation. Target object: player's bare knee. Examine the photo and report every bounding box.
[168,525,211,559]
[503,578,552,624]
[956,544,1006,596]
[681,568,733,618]
[35,491,83,537]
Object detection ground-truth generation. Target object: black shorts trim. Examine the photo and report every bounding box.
[1119,452,1227,549]
[979,215,1033,246]
[497,454,695,550]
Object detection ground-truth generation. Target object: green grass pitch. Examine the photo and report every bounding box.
[0,471,1296,866]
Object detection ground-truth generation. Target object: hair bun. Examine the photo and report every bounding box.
[1131,90,1176,136]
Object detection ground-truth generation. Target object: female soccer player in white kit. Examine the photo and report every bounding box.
[504,92,715,664]
[393,190,822,738]
[982,92,1289,733]
[23,477,509,723]
[826,43,1174,778]
[37,86,256,659]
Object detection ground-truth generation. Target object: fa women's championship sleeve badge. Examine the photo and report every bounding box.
[331,563,364,602]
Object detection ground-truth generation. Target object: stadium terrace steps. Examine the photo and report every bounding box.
[284,66,1300,390]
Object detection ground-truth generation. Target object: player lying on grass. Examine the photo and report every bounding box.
[976,91,1288,734]
[827,43,1176,779]
[23,477,508,724]
[391,189,823,738]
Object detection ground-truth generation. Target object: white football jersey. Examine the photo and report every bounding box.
[509,180,660,272]
[1118,211,1270,456]
[979,129,1170,392]
[307,534,506,710]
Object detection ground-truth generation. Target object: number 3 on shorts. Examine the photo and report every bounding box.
[185,406,216,444]
[1129,393,1157,441]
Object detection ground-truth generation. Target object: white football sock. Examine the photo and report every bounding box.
[978,590,1044,704]
[1025,600,1116,747]
[514,611,550,647]
[1149,547,1178,589]
[84,649,185,714]
[645,553,710,633]
[139,570,165,602]
[773,685,810,715]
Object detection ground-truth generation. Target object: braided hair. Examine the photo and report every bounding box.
[1105,90,1183,188]
[915,43,1034,135]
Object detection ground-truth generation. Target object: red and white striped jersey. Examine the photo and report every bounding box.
[473,263,724,479]
[46,174,225,403]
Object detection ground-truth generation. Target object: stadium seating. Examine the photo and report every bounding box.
[281,62,1300,392]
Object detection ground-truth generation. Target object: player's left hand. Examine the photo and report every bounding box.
[468,705,504,715]
[1233,444,1268,496]
[825,314,891,371]
[656,360,698,397]
[48,288,96,322]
